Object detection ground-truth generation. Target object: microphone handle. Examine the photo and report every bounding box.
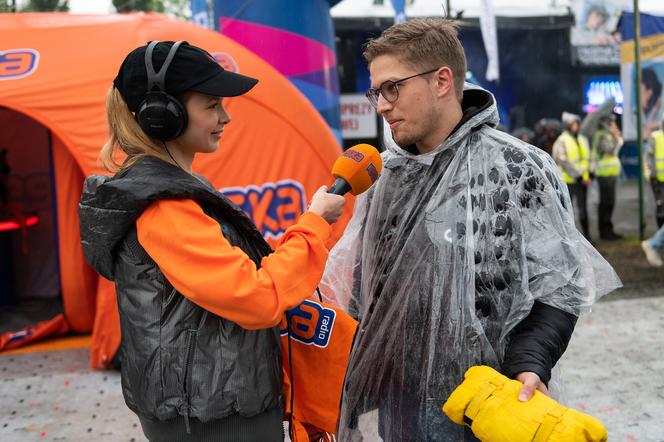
[327,178,352,195]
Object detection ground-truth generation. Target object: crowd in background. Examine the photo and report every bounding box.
[496,108,664,267]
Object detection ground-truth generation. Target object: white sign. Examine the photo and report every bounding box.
[340,94,377,139]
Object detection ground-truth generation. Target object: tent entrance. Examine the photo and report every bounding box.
[0,108,62,334]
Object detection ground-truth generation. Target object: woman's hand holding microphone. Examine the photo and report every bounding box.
[309,143,383,225]
[308,186,346,225]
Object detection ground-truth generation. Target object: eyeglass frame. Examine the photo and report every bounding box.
[365,67,440,108]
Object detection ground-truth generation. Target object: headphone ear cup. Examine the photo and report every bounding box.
[136,92,188,141]
[165,93,188,139]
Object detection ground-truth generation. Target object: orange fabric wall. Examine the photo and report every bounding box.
[0,13,351,364]
[52,136,98,333]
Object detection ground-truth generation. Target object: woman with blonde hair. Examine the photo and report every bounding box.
[79,40,345,441]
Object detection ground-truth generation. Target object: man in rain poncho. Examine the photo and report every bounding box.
[320,18,620,441]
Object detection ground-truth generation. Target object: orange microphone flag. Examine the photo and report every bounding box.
[281,299,358,441]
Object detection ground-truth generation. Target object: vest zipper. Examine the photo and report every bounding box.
[182,329,196,434]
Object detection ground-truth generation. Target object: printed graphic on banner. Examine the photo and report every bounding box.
[620,12,664,141]
[572,0,628,46]
[571,0,630,66]
[222,180,306,241]
[280,299,336,348]
[632,62,664,140]
[0,49,39,80]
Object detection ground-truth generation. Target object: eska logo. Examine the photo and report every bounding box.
[210,52,239,73]
[343,148,365,163]
[281,300,336,348]
[222,180,306,241]
[0,49,39,80]
[366,163,379,183]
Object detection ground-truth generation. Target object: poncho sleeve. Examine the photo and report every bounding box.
[512,149,621,321]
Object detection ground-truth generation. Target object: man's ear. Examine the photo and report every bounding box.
[433,66,455,98]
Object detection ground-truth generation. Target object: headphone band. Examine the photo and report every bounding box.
[145,40,185,93]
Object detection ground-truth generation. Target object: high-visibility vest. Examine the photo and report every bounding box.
[652,130,664,182]
[591,130,621,177]
[558,131,590,184]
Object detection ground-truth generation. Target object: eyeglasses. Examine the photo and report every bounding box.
[366,68,439,108]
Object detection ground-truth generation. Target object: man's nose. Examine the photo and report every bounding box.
[375,93,393,115]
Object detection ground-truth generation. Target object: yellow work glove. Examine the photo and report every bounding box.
[442,366,607,442]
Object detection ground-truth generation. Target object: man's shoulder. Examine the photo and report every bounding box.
[477,126,554,169]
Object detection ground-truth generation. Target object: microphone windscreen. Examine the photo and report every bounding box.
[331,144,382,196]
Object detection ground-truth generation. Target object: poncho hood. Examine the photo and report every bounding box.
[385,85,499,160]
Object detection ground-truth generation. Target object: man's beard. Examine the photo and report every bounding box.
[392,114,436,149]
[393,129,419,149]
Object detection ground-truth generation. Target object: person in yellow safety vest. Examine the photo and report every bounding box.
[591,114,623,240]
[646,115,664,228]
[553,112,593,242]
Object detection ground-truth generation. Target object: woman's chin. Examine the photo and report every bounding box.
[202,141,220,153]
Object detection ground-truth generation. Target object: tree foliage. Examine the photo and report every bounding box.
[112,0,189,18]
[112,0,163,14]
[21,0,69,11]
[4,0,188,18]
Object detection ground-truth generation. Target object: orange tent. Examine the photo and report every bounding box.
[0,13,351,367]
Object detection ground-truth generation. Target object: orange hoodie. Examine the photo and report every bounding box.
[135,198,332,329]
[137,199,355,441]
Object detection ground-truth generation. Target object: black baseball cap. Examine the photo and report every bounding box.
[113,41,258,112]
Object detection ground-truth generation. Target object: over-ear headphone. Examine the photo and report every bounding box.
[136,40,188,141]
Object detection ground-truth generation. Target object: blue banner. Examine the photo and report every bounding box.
[619,12,664,141]
[391,0,406,23]
[213,0,342,142]
[620,12,664,41]
[190,0,210,29]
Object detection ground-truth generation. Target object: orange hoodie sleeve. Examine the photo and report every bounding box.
[135,198,332,330]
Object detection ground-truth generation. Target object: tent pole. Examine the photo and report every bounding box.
[633,0,645,241]
[46,129,63,296]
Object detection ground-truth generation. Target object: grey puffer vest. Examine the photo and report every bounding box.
[78,157,282,424]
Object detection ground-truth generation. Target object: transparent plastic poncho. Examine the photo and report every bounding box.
[320,89,621,441]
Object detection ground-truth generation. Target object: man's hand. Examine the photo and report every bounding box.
[515,371,549,402]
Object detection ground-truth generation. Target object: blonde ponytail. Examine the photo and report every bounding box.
[100,87,173,172]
